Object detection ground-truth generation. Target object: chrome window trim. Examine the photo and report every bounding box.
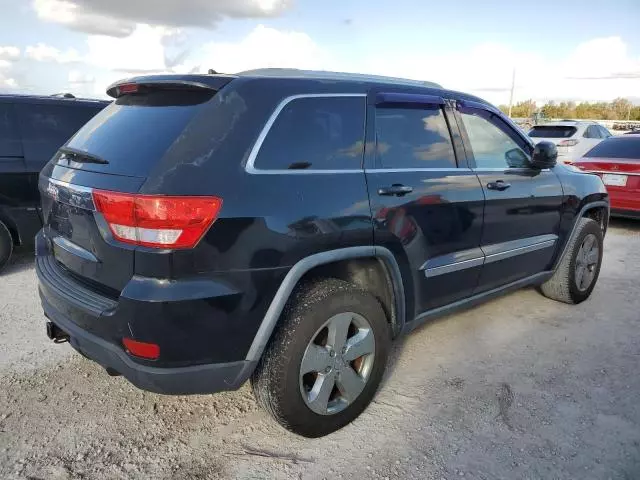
[245,93,367,175]
[365,167,472,173]
[472,167,551,172]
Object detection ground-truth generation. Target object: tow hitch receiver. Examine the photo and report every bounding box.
[46,321,69,343]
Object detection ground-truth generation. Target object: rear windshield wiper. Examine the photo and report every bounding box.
[59,146,109,165]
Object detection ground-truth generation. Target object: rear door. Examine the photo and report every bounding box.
[365,93,485,316]
[456,101,563,292]
[39,85,223,293]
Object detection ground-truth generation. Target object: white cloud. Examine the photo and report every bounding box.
[68,70,95,84]
[32,0,291,37]
[26,43,82,63]
[184,25,331,74]
[348,36,640,105]
[0,46,20,60]
[85,24,172,72]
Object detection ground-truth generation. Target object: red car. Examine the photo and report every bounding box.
[572,133,640,218]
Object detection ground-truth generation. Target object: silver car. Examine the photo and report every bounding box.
[528,121,612,163]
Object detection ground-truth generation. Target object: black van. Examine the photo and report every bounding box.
[0,94,108,270]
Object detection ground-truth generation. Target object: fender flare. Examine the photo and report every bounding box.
[552,200,609,271]
[244,246,406,362]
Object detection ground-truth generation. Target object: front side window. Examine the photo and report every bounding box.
[255,96,365,170]
[375,106,456,169]
[460,111,530,169]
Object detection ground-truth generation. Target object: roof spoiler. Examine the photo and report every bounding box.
[106,74,236,99]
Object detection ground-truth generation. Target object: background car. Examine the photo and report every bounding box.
[0,93,108,271]
[572,133,640,219]
[528,120,612,164]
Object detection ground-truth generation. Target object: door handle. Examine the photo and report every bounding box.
[487,180,511,191]
[378,184,414,196]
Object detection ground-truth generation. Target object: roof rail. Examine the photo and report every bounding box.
[236,68,442,89]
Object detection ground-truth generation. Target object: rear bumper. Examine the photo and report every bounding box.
[41,293,255,394]
[35,230,273,394]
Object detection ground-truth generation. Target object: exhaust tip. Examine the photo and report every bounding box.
[46,322,69,343]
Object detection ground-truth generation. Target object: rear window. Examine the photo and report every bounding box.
[64,90,214,177]
[255,96,365,170]
[529,126,577,138]
[584,137,640,159]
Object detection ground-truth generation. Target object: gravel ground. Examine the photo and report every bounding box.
[1,219,639,480]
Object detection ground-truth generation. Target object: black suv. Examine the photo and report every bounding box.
[36,70,609,437]
[0,94,107,270]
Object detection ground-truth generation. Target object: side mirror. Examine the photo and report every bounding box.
[531,141,557,169]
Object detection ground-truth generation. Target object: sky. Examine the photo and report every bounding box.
[0,0,639,106]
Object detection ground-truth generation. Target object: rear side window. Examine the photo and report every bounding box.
[584,137,640,159]
[375,107,456,169]
[583,125,601,139]
[529,126,577,138]
[597,125,611,138]
[18,102,104,170]
[0,103,22,157]
[255,96,365,170]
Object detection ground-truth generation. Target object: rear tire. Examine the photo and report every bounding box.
[0,221,13,273]
[251,278,391,438]
[539,218,603,304]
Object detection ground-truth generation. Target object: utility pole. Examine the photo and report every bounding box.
[508,68,516,117]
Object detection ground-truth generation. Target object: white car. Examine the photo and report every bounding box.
[528,121,612,163]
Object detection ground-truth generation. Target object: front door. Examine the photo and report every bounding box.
[365,93,485,317]
[455,101,564,293]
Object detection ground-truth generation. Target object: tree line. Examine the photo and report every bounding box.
[498,98,640,121]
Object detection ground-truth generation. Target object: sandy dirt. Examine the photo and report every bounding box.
[1,219,639,479]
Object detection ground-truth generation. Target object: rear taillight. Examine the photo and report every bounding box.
[92,190,222,249]
[559,139,579,147]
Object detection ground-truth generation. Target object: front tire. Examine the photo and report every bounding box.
[251,278,391,438]
[0,221,13,273]
[539,217,603,304]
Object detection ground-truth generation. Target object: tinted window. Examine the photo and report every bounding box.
[66,91,212,177]
[584,137,640,159]
[0,103,22,157]
[375,107,455,169]
[255,96,365,170]
[583,125,600,139]
[18,102,104,170]
[529,125,577,138]
[597,125,611,138]
[461,111,530,169]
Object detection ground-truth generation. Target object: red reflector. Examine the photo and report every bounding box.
[92,190,222,249]
[123,338,160,360]
[118,83,139,94]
